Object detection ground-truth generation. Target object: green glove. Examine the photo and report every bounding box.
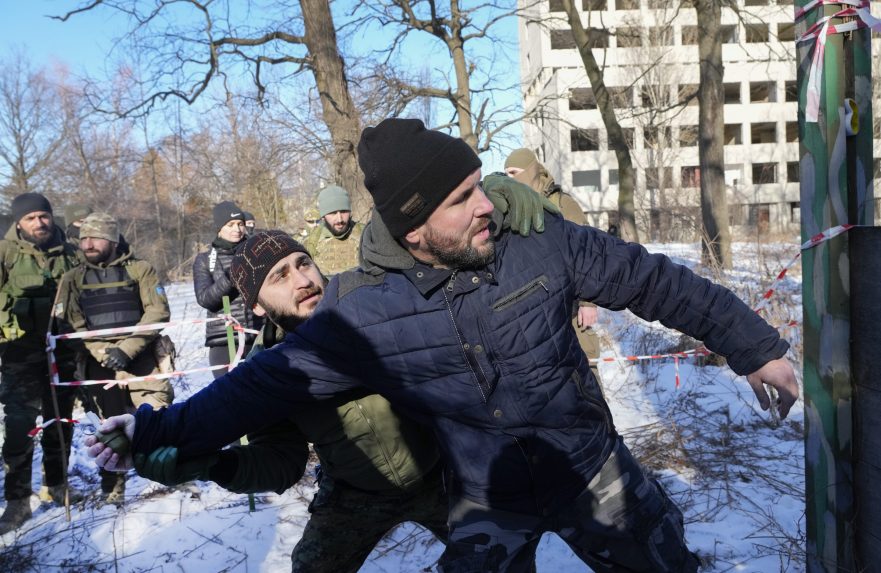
[134,445,218,486]
[482,173,560,236]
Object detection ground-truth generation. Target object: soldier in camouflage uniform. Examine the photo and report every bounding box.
[505,148,604,386]
[303,186,364,277]
[0,193,83,534]
[57,212,174,503]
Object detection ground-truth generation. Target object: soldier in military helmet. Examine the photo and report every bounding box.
[303,186,364,277]
[57,212,175,504]
[0,193,83,534]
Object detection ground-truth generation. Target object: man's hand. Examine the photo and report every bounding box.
[85,414,136,472]
[576,305,598,331]
[102,347,131,371]
[745,358,799,419]
[483,173,560,236]
[134,446,219,486]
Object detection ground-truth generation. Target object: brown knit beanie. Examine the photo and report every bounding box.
[230,230,310,308]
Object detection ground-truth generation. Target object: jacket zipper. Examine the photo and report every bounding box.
[442,272,488,404]
[491,275,549,312]
[355,400,403,488]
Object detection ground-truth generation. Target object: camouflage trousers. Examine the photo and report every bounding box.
[438,438,701,573]
[83,347,174,419]
[290,465,449,573]
[0,359,78,501]
[83,348,175,493]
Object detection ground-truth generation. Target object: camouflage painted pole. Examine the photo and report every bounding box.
[797,1,874,571]
[222,296,256,513]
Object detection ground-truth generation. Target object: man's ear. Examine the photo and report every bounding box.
[402,227,422,249]
[252,302,267,317]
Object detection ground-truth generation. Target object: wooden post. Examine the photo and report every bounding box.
[222,296,256,512]
[797,1,874,571]
[46,276,71,521]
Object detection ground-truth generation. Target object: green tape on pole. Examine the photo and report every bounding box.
[222,295,256,513]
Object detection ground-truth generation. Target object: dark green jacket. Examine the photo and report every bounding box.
[217,322,441,495]
[0,224,81,361]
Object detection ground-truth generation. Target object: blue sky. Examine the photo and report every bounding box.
[1,1,523,172]
[1,2,125,75]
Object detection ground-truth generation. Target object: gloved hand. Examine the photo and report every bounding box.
[134,445,220,486]
[101,347,131,372]
[483,173,560,236]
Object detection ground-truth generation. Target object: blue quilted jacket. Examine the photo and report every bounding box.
[134,212,788,514]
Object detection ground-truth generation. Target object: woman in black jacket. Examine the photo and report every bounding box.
[193,201,263,377]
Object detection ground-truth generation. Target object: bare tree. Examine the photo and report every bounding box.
[351,0,523,153]
[560,0,639,242]
[55,0,371,216]
[0,54,66,199]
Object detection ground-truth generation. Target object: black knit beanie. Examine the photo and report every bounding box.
[357,118,482,238]
[11,193,53,222]
[212,201,245,231]
[230,230,310,309]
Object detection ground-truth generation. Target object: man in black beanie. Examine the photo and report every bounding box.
[91,119,796,573]
[0,192,82,533]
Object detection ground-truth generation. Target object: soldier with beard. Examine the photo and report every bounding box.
[303,186,363,276]
[58,212,174,504]
[0,193,83,534]
[134,231,463,573]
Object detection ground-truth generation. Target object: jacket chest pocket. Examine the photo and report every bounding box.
[491,275,549,312]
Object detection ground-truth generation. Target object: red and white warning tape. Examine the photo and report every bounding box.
[753,224,855,314]
[46,314,258,389]
[27,417,80,438]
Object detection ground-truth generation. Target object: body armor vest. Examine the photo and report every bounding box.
[1,246,75,343]
[78,265,144,331]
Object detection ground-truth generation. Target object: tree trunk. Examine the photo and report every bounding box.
[447,1,477,150]
[301,0,369,218]
[561,0,639,242]
[695,0,731,269]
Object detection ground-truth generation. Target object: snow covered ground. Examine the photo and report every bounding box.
[0,239,805,572]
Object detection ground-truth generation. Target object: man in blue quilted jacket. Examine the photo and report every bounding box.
[90,118,798,572]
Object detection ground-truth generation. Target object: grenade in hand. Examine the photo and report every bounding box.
[86,412,130,456]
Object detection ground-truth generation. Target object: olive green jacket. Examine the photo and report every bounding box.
[303,221,364,276]
[58,249,170,363]
[0,224,81,360]
[220,321,441,495]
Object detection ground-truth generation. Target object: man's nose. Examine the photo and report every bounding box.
[474,189,495,217]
